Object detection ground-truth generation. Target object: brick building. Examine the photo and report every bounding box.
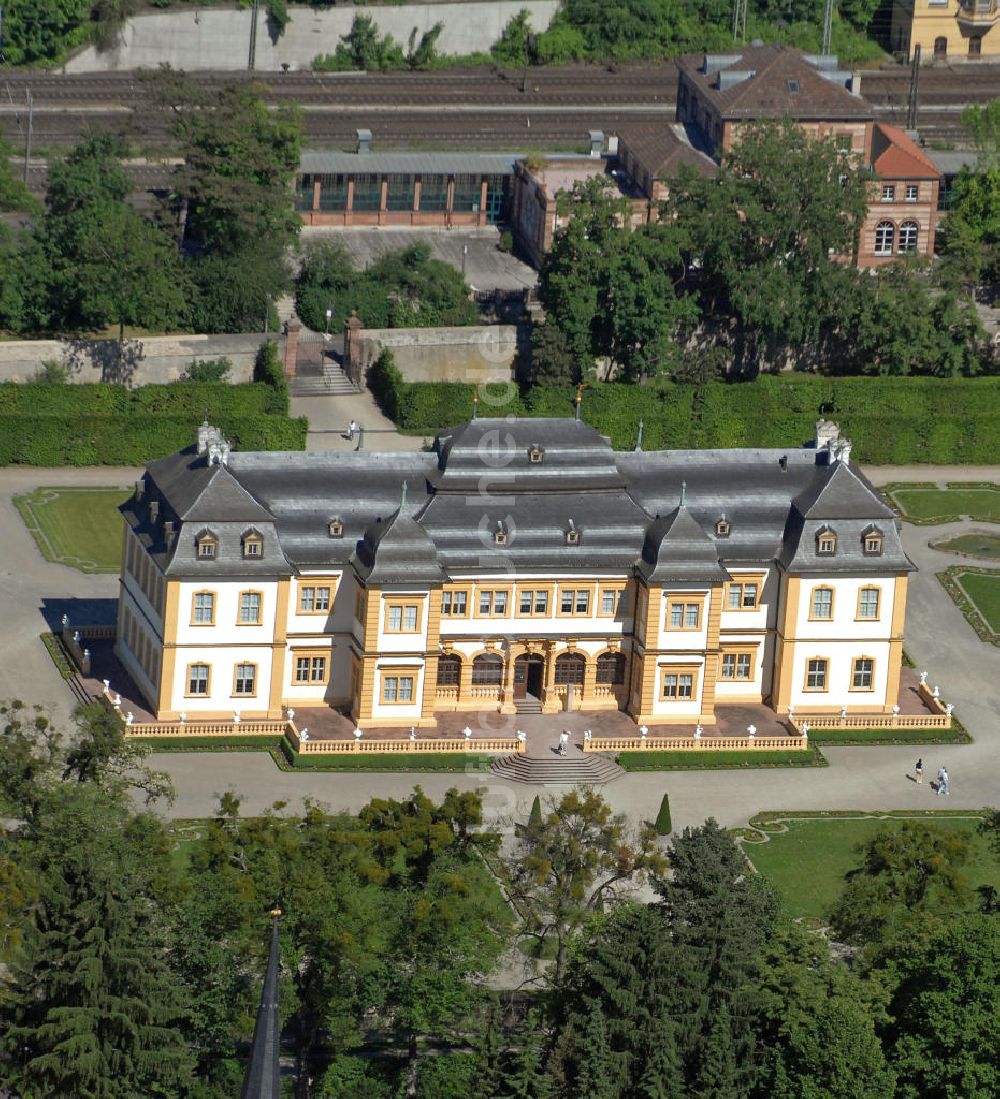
[675,45,943,267]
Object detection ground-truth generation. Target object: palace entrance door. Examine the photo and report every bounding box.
[513,654,544,700]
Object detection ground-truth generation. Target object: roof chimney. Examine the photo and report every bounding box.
[134,477,145,500]
[588,129,604,158]
[164,519,177,550]
[356,128,372,154]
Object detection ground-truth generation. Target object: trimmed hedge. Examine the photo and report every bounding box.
[0,414,306,466]
[0,369,304,466]
[378,373,1000,463]
[617,748,827,770]
[0,381,288,417]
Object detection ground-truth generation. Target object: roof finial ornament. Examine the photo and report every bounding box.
[400,479,408,509]
[680,480,687,507]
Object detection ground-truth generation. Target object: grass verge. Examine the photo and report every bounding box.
[741,812,999,921]
[14,486,128,573]
[808,721,971,746]
[938,566,1000,645]
[885,482,1000,525]
[40,631,75,680]
[135,736,285,753]
[616,747,827,771]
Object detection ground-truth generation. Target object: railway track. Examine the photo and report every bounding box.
[1,60,998,150]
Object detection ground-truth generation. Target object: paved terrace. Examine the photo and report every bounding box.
[83,640,933,757]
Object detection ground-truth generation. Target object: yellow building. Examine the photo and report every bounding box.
[116,418,913,727]
[891,0,1000,62]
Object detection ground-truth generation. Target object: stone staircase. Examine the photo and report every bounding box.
[490,752,624,785]
[514,697,543,714]
[290,360,359,397]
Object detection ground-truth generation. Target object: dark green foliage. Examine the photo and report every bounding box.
[654,793,671,836]
[529,322,579,386]
[1,783,194,1096]
[295,239,477,331]
[312,14,405,71]
[883,915,1000,1099]
[830,821,974,946]
[182,357,233,383]
[528,794,543,829]
[376,372,1000,464]
[0,379,303,466]
[368,348,405,421]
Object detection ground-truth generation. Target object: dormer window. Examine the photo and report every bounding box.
[328,519,343,539]
[528,445,544,464]
[863,528,884,556]
[241,530,263,559]
[715,517,731,538]
[565,521,581,546]
[816,528,837,556]
[494,521,508,546]
[196,531,218,560]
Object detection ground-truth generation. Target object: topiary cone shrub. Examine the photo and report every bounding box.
[654,793,672,836]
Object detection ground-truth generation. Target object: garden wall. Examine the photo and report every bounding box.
[353,324,522,383]
[65,2,559,72]
[0,333,278,386]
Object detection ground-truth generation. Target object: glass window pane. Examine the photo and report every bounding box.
[684,604,699,628]
[386,173,415,211]
[480,592,492,615]
[352,173,382,212]
[419,175,449,212]
[535,592,548,614]
[728,585,741,609]
[561,591,574,613]
[452,173,482,213]
[388,606,402,630]
[520,591,533,614]
[576,591,589,614]
[404,606,418,630]
[743,584,758,608]
[495,592,508,615]
[670,605,683,628]
[317,173,348,211]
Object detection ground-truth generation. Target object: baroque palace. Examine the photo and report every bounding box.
[116,417,913,728]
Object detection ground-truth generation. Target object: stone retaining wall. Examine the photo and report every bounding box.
[0,333,277,385]
[66,2,559,72]
[355,324,523,382]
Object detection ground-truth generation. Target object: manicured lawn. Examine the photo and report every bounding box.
[280,748,496,772]
[933,532,1000,560]
[957,570,1000,633]
[617,748,826,771]
[746,814,1000,920]
[890,484,1000,524]
[808,726,971,746]
[14,486,129,573]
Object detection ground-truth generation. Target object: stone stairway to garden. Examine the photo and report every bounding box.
[491,752,624,785]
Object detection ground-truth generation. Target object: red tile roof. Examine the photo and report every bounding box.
[870,122,942,180]
[677,46,873,120]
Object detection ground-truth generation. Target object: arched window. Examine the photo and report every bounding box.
[554,653,585,686]
[471,653,503,685]
[596,652,626,685]
[437,654,461,686]
[874,221,895,257]
[898,221,919,254]
[934,36,947,59]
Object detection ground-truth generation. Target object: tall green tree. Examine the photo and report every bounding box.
[509,788,666,981]
[539,176,696,379]
[1,783,193,1097]
[669,120,869,359]
[884,915,1000,1099]
[753,925,895,1098]
[830,821,974,946]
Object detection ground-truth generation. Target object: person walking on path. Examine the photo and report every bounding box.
[347,419,358,440]
[915,758,923,783]
[558,730,569,756]
[937,766,950,796]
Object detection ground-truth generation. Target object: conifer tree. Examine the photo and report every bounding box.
[1,785,192,1097]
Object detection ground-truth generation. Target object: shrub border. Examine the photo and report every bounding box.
[937,566,1000,646]
[616,747,828,771]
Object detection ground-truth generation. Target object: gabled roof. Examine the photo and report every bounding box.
[871,122,941,181]
[638,505,731,583]
[144,447,273,524]
[619,124,718,181]
[677,46,872,121]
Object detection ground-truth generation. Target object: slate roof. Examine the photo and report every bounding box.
[676,46,872,121]
[125,419,914,583]
[871,122,942,181]
[299,150,520,177]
